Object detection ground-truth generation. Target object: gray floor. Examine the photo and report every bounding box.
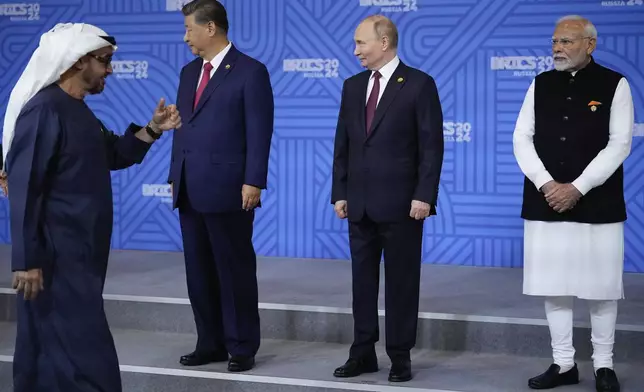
[2,245,644,391]
[1,322,643,392]
[1,245,644,325]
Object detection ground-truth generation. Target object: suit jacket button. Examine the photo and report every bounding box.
[560,136,566,141]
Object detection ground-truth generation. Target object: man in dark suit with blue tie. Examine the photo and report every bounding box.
[331,15,444,382]
[168,0,274,372]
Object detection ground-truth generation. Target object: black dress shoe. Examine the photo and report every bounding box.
[228,356,255,372]
[529,363,579,389]
[180,350,228,366]
[333,356,378,378]
[388,360,412,382]
[595,368,620,392]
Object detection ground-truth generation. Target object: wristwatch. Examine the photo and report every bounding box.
[145,123,162,140]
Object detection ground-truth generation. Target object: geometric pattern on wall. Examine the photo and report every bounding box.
[0,0,643,271]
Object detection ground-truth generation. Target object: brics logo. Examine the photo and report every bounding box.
[490,56,554,77]
[142,184,172,204]
[0,3,40,21]
[359,0,418,12]
[111,61,149,80]
[444,122,472,143]
[601,0,643,6]
[283,59,339,79]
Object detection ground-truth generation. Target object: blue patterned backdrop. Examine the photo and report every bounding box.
[0,0,643,271]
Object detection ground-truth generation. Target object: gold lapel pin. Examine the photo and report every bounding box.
[225,64,231,69]
[397,77,404,83]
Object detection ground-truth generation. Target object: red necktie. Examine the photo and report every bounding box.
[365,70,381,134]
[194,62,214,110]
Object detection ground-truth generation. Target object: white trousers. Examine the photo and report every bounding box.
[545,297,618,371]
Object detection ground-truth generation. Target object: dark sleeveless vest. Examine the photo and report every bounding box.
[520,57,626,223]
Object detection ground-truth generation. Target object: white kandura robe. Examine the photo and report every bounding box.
[513,74,635,301]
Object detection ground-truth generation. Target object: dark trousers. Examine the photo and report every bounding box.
[348,213,424,362]
[178,182,260,358]
[13,256,121,392]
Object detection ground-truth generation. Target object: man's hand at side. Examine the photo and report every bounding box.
[242,185,261,211]
[410,200,431,220]
[12,269,44,300]
[334,200,347,219]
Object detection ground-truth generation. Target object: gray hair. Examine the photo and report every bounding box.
[364,15,398,49]
[556,15,597,38]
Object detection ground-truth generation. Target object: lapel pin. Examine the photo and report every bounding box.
[397,77,404,83]
[225,64,231,69]
[588,100,601,112]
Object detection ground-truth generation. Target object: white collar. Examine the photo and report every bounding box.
[203,41,232,69]
[371,55,400,80]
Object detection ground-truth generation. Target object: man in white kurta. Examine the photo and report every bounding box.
[513,15,634,392]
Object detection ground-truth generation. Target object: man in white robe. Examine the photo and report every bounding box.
[513,15,634,392]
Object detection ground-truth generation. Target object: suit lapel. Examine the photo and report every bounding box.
[184,60,201,114]
[356,71,370,139]
[366,62,408,139]
[190,45,240,121]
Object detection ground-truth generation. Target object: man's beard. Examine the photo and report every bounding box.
[88,82,104,94]
[83,69,105,94]
[554,59,571,71]
[553,52,587,72]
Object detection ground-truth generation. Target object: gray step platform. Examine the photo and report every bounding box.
[1,246,644,391]
[2,247,644,361]
[3,290,643,362]
[1,322,643,392]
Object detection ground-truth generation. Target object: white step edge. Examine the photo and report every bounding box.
[0,354,457,392]
[2,288,644,332]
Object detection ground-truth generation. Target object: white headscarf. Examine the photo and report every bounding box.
[1,22,117,169]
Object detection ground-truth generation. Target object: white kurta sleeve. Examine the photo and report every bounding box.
[513,79,554,191]
[571,78,634,195]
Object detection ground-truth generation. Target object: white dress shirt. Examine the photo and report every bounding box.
[365,55,400,106]
[512,74,634,196]
[197,41,232,88]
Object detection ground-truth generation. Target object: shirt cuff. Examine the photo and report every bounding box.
[534,171,554,191]
[571,176,592,196]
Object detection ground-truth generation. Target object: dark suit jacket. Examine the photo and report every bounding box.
[331,61,444,223]
[168,45,274,213]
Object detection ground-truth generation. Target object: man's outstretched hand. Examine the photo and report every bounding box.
[151,98,182,131]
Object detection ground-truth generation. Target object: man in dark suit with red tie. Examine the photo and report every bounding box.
[168,0,274,372]
[331,15,444,382]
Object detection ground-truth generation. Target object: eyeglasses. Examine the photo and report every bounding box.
[551,37,593,47]
[88,54,113,67]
